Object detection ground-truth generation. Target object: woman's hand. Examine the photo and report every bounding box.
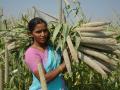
[59,62,66,73]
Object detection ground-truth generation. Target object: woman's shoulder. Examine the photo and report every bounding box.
[24,47,38,56]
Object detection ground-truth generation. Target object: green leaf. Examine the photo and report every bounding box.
[75,34,81,50]
[62,23,70,49]
[51,23,62,44]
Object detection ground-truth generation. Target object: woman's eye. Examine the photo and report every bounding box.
[36,31,42,33]
[35,29,48,33]
[43,29,48,32]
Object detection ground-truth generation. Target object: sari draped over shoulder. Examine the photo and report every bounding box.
[24,45,67,90]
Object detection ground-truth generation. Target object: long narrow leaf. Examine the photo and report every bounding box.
[67,35,79,62]
[63,49,72,75]
[52,24,62,43]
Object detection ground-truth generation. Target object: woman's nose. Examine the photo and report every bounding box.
[41,31,45,36]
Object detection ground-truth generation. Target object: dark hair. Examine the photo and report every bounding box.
[28,17,47,32]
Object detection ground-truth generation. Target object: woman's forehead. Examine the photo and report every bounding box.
[35,23,47,29]
[33,23,47,32]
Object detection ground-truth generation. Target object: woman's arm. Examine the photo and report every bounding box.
[33,62,66,83]
[25,52,66,83]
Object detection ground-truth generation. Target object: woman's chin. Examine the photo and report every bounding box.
[39,40,47,45]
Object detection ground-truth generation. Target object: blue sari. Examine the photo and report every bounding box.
[29,45,67,90]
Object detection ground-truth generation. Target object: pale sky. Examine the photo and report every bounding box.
[1,0,120,21]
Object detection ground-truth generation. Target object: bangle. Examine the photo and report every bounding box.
[58,66,63,72]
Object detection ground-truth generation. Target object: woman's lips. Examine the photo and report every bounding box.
[39,38,46,41]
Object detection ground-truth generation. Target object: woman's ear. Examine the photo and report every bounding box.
[27,32,33,37]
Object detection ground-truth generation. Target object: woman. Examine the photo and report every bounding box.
[24,17,67,90]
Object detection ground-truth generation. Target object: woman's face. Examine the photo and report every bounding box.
[31,23,49,44]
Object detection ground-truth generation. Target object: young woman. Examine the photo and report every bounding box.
[24,17,67,90]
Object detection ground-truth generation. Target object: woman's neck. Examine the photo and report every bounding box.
[32,41,47,52]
